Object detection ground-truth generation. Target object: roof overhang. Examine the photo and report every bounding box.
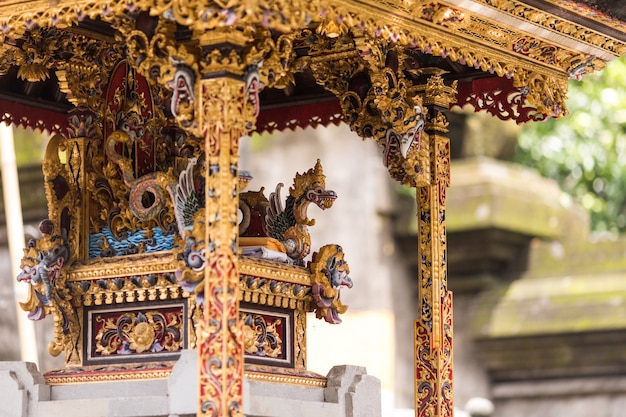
[0,0,623,133]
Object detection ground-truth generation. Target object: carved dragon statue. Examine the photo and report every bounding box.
[17,220,69,320]
[17,219,80,360]
[105,127,202,240]
[175,212,206,303]
[265,159,337,263]
[308,244,353,324]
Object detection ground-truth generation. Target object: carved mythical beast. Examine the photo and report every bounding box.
[17,220,81,361]
[17,220,69,321]
[106,128,202,240]
[309,244,353,324]
[265,159,337,263]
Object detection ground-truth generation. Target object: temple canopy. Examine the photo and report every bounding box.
[0,0,624,134]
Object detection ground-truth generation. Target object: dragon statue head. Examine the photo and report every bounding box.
[17,246,48,320]
[17,219,69,320]
[289,159,337,227]
[265,160,338,263]
[309,244,353,324]
[116,98,146,141]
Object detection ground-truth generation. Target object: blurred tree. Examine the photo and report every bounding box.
[12,128,48,166]
[514,55,626,235]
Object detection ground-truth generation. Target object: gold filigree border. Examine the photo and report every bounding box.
[44,363,174,385]
[68,253,310,283]
[245,371,327,388]
[0,1,620,73]
[464,0,626,55]
[67,252,178,281]
[0,0,620,122]
[545,0,626,29]
[239,257,311,285]
[240,282,312,311]
[45,366,327,387]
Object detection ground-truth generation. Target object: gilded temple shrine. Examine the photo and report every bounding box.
[0,1,624,416]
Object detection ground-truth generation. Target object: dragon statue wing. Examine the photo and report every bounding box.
[265,183,292,242]
[174,158,200,238]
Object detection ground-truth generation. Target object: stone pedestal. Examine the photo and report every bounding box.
[0,352,381,417]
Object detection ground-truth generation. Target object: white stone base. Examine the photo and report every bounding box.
[0,351,381,417]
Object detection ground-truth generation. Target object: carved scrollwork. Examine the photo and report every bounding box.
[475,0,626,55]
[0,0,618,126]
[0,27,63,82]
[68,272,182,306]
[240,275,311,311]
[310,33,434,186]
[242,312,283,358]
[93,309,183,356]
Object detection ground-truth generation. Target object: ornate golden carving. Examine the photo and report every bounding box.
[41,134,81,260]
[475,0,626,56]
[414,3,469,29]
[70,272,182,307]
[67,252,178,281]
[44,363,175,385]
[244,365,327,387]
[309,33,430,186]
[308,244,353,324]
[105,129,177,223]
[46,364,327,387]
[0,1,617,125]
[240,276,311,311]
[239,257,311,285]
[37,133,91,363]
[17,220,82,364]
[452,13,606,79]
[94,310,183,355]
[193,29,255,411]
[413,92,453,415]
[263,160,337,263]
[0,27,61,82]
[294,310,307,369]
[6,2,623,417]
[419,71,458,109]
[0,1,619,72]
[56,33,122,108]
[242,312,283,358]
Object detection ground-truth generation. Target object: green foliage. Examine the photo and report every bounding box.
[514,55,626,235]
[248,131,275,152]
[13,127,48,166]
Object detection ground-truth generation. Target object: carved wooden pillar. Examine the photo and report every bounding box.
[57,57,109,263]
[307,34,458,415]
[195,32,258,417]
[38,134,85,364]
[414,73,456,417]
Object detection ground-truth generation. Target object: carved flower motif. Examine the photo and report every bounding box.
[243,324,259,354]
[129,321,155,353]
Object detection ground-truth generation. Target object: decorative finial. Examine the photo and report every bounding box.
[313,159,325,179]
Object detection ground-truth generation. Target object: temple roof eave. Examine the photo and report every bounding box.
[0,0,624,131]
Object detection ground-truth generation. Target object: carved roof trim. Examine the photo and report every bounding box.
[0,0,623,125]
[447,0,624,59]
[0,1,622,60]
